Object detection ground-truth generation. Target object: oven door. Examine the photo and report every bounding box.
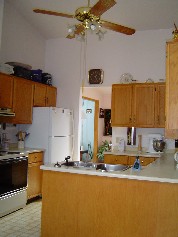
[0,157,28,197]
[0,156,28,217]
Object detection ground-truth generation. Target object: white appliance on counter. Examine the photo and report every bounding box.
[23,107,74,164]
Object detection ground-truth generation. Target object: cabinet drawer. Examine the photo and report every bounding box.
[28,152,43,164]
[104,154,129,165]
[128,156,155,166]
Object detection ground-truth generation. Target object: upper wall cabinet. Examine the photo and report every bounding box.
[111,84,132,127]
[0,73,14,108]
[111,83,165,128]
[0,76,34,124]
[0,72,57,124]
[165,40,178,138]
[12,77,34,124]
[33,82,57,107]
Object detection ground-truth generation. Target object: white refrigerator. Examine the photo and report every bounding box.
[24,107,74,164]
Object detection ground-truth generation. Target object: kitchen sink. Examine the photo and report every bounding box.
[61,161,130,172]
[61,161,93,168]
[96,163,130,172]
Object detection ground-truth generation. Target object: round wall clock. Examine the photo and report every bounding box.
[88,69,104,84]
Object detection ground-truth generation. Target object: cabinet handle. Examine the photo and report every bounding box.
[129,117,132,123]
[133,115,136,124]
[157,115,159,124]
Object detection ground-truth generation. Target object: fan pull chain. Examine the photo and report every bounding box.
[80,30,88,95]
[88,0,90,7]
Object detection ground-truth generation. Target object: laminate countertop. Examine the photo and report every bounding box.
[41,151,178,184]
[0,147,45,160]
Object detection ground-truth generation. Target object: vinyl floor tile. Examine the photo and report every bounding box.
[0,199,42,237]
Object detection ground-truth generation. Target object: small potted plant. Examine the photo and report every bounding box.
[97,140,110,162]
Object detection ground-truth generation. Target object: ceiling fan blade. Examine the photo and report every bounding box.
[66,24,85,39]
[101,20,135,35]
[90,0,116,17]
[33,9,74,18]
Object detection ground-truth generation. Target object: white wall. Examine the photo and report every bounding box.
[45,29,173,158]
[1,1,45,69]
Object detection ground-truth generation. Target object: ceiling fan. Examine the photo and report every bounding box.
[33,0,136,39]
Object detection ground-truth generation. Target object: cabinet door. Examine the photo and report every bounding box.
[165,41,178,138]
[155,83,165,128]
[27,152,44,200]
[46,86,57,107]
[111,84,132,126]
[104,154,129,165]
[27,161,43,199]
[12,77,34,124]
[128,156,155,166]
[133,84,155,127]
[28,152,43,163]
[0,73,14,108]
[33,83,46,106]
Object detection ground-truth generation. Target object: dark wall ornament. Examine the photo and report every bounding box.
[88,69,104,84]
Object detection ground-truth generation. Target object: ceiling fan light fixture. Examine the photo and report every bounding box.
[88,20,100,31]
[75,32,86,42]
[68,25,76,35]
[33,0,136,39]
[96,29,106,41]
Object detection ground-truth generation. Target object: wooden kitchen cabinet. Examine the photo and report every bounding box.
[104,154,156,166]
[165,40,178,138]
[128,156,156,166]
[12,77,34,124]
[133,84,155,127]
[27,151,44,200]
[111,83,165,128]
[0,72,14,108]
[33,82,57,107]
[0,76,34,124]
[111,84,132,126]
[104,154,129,165]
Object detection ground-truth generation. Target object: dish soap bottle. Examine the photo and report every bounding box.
[132,156,141,171]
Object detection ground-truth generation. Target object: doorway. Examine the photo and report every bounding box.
[80,96,99,162]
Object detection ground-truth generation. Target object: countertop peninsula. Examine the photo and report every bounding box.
[41,151,178,237]
[41,151,178,183]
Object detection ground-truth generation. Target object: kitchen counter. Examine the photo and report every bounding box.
[41,152,178,183]
[0,147,45,160]
[41,152,178,237]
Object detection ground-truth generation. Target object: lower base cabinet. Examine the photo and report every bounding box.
[27,152,44,200]
[104,154,156,166]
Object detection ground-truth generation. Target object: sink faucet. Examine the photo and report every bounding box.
[65,156,71,166]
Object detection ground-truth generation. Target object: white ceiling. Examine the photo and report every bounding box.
[6,0,178,39]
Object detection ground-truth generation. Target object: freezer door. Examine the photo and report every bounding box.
[48,136,73,163]
[49,108,73,136]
